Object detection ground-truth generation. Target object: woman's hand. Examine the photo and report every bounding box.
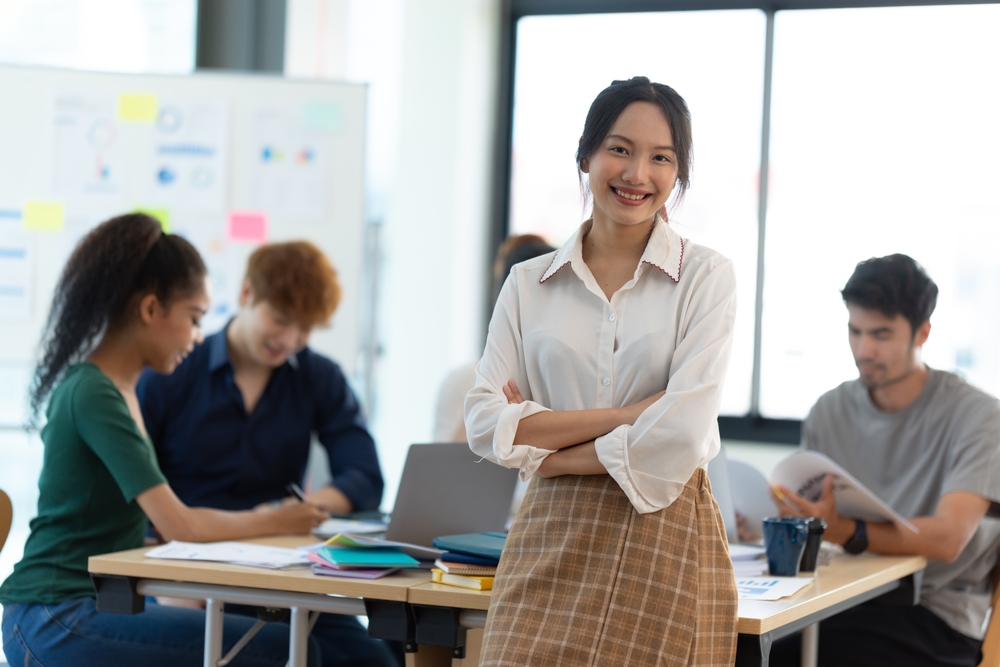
[502,380,664,452]
[503,380,524,404]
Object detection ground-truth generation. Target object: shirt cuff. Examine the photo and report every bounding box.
[330,469,379,512]
[595,424,671,515]
[494,400,553,480]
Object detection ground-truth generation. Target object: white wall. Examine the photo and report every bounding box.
[285,0,501,510]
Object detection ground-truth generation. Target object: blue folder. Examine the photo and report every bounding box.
[318,547,420,568]
[432,532,506,560]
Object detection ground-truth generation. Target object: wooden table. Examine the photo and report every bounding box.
[403,553,927,667]
[89,536,432,667]
[90,540,924,667]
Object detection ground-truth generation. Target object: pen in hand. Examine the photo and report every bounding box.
[286,482,307,503]
[769,482,798,512]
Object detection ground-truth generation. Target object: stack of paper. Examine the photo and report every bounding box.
[311,518,388,539]
[729,544,768,577]
[145,541,310,570]
[308,533,428,579]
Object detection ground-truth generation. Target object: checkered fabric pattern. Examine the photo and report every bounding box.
[480,468,737,666]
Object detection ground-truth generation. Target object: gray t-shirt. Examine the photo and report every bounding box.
[803,368,1000,640]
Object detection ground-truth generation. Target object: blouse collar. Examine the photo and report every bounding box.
[540,214,684,285]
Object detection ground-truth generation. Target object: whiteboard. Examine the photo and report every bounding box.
[0,64,367,378]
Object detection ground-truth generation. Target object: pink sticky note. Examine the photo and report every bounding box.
[227,211,268,243]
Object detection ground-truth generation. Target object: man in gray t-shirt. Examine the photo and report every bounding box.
[770,254,1000,667]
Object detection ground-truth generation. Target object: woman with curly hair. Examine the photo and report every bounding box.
[1,213,328,667]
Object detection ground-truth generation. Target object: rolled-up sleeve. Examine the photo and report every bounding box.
[595,261,737,513]
[465,274,553,480]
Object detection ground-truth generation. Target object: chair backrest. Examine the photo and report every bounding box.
[0,488,11,555]
[978,549,1000,667]
[706,447,739,543]
[727,459,775,541]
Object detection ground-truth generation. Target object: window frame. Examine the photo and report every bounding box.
[489,0,1000,444]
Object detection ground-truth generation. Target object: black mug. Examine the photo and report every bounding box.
[799,517,827,572]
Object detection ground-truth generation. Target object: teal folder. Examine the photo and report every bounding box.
[432,532,506,560]
[318,547,420,568]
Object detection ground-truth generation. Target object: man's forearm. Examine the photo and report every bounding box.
[307,485,352,514]
[832,515,975,564]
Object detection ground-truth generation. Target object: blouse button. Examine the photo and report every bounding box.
[602,377,611,387]
[609,313,616,322]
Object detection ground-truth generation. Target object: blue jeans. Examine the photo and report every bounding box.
[2,598,395,667]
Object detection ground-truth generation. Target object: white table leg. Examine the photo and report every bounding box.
[801,622,819,667]
[204,598,224,667]
[288,606,310,667]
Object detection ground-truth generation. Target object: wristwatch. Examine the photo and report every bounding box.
[843,519,868,555]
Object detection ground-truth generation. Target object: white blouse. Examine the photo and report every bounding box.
[465,216,737,514]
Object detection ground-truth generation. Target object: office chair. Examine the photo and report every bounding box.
[0,489,10,667]
[0,489,11,555]
[978,551,1000,667]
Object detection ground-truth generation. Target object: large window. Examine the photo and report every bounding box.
[0,0,196,73]
[510,10,766,416]
[504,2,1000,429]
[761,4,1000,418]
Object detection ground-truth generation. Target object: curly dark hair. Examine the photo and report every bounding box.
[841,254,938,337]
[576,76,693,209]
[30,213,207,419]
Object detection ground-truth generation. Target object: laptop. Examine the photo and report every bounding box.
[382,443,519,548]
[313,442,518,547]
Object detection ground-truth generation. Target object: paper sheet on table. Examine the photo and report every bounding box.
[771,451,918,533]
[312,518,388,538]
[145,541,310,569]
[736,576,815,600]
[729,544,766,561]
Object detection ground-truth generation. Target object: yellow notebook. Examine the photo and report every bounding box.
[431,568,494,591]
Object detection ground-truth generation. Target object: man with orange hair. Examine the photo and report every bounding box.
[138,241,396,667]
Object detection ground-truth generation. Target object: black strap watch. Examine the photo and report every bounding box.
[843,519,868,555]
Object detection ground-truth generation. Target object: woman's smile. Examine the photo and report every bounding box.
[610,185,652,205]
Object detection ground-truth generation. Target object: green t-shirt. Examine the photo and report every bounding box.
[0,363,167,604]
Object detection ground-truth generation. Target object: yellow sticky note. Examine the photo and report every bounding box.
[134,208,171,233]
[23,201,64,231]
[118,93,158,123]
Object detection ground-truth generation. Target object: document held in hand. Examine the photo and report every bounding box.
[770,451,918,533]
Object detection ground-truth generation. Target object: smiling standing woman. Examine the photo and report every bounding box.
[465,77,739,666]
[0,214,329,667]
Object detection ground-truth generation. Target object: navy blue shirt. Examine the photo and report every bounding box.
[137,327,383,512]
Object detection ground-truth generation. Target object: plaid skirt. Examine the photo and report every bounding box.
[479,467,737,667]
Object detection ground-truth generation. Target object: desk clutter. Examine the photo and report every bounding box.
[310,531,506,585]
[729,543,768,577]
[145,532,509,583]
[428,531,505,590]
